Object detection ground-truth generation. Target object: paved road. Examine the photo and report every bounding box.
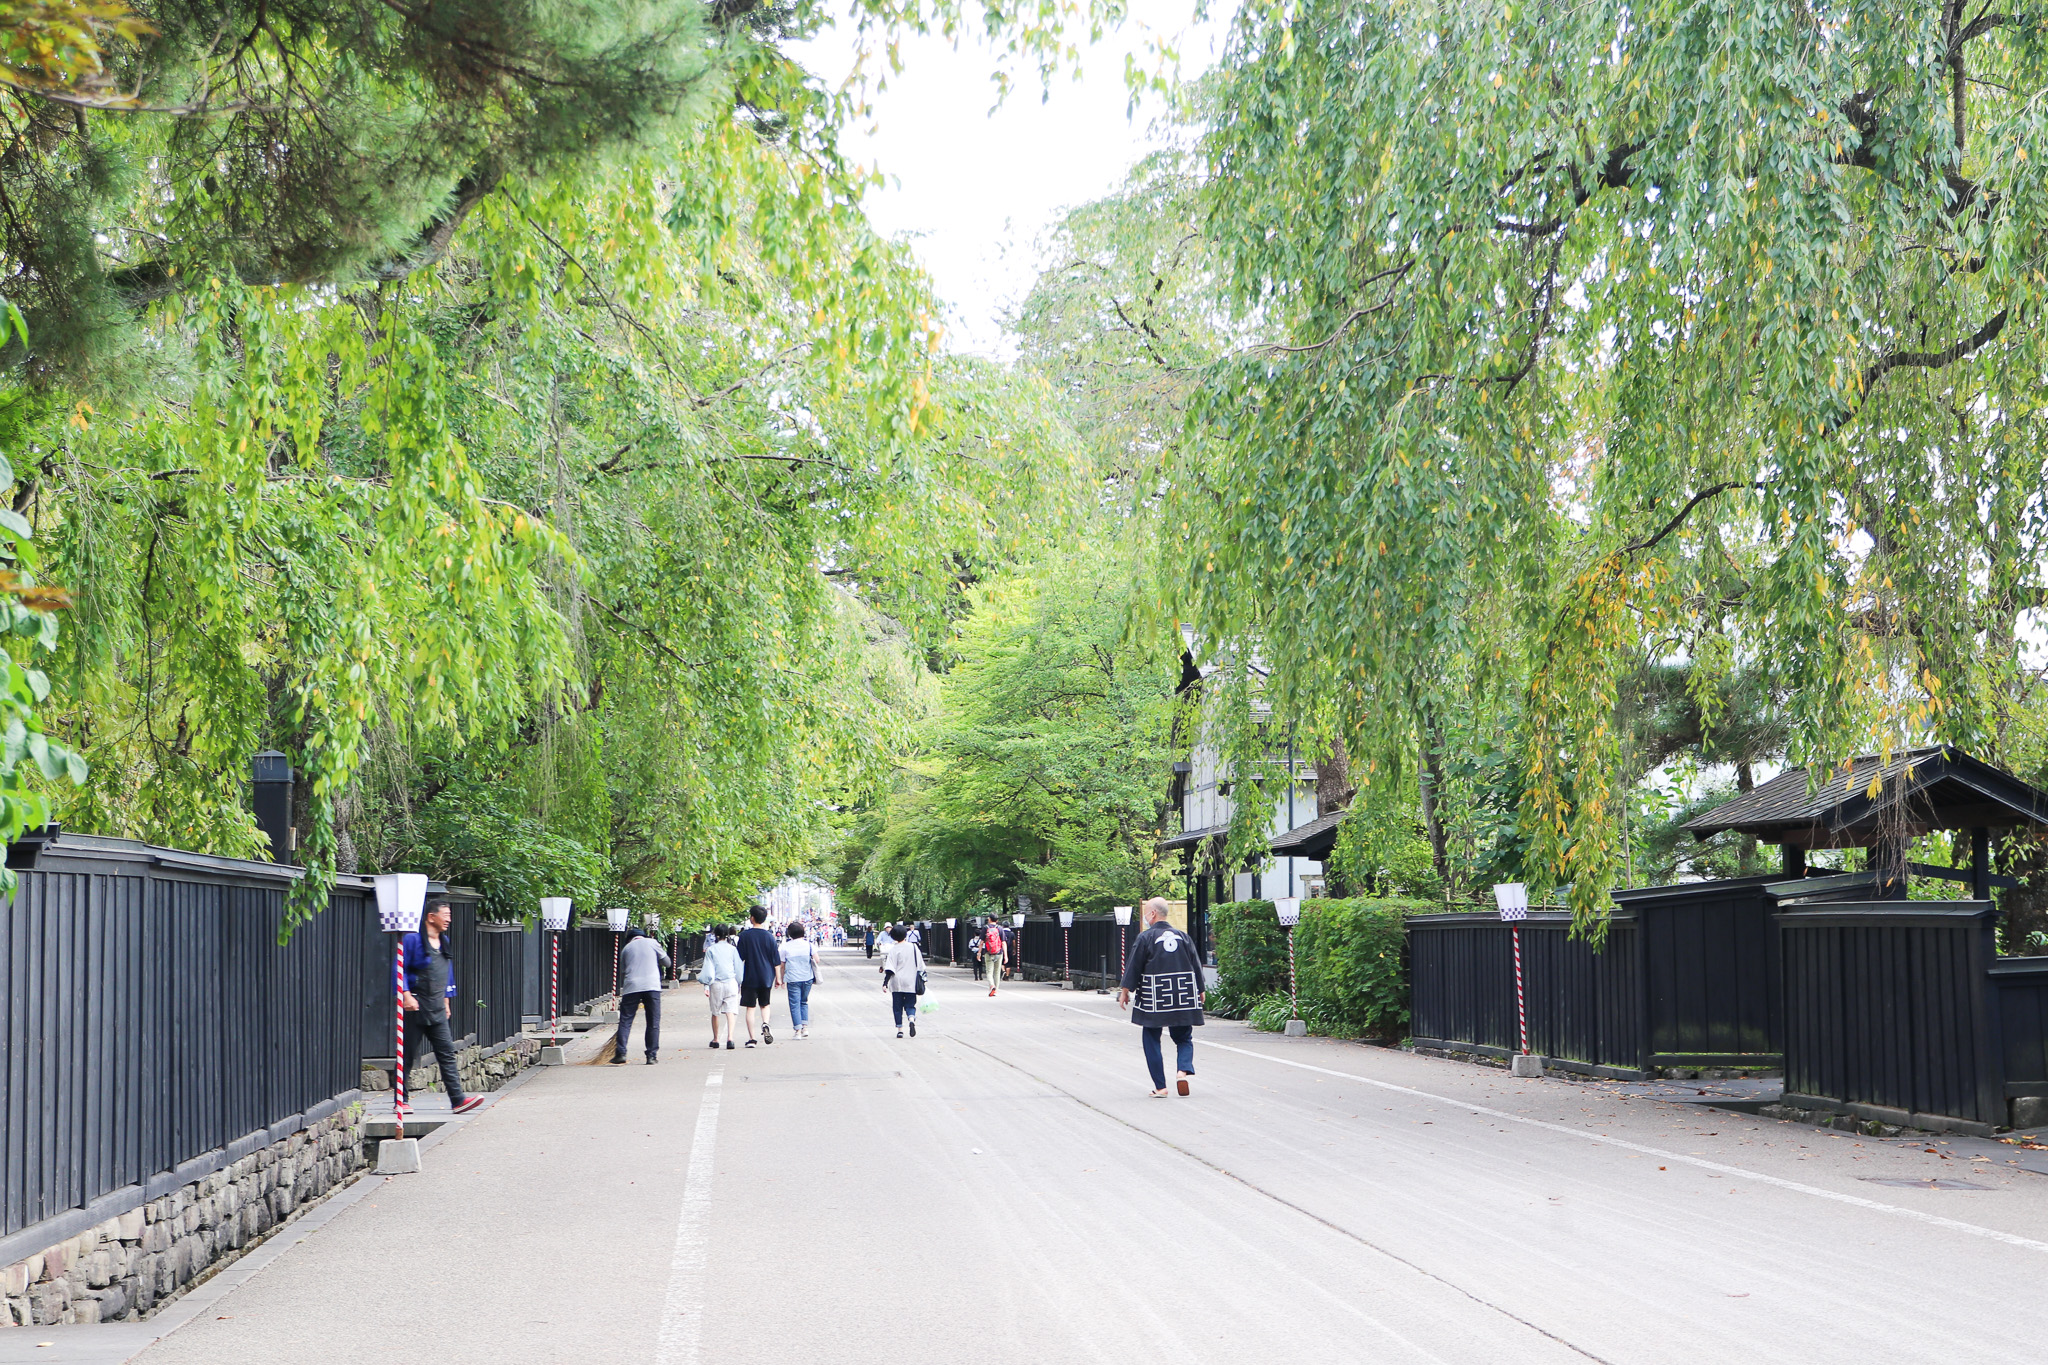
[113,948,2048,1364]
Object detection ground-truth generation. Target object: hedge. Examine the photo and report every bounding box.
[1210,897,1432,1041]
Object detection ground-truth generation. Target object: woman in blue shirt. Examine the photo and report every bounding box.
[781,922,822,1038]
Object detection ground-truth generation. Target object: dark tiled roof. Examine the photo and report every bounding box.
[1269,809,1345,859]
[1680,745,2048,847]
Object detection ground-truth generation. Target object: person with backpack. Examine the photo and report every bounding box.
[1118,898,1206,1097]
[878,924,924,1038]
[981,919,1008,997]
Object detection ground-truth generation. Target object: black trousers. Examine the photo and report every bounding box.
[403,1009,466,1104]
[617,989,662,1059]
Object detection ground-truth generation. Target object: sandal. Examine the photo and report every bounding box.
[1176,1073,1192,1096]
[1148,1088,1171,1098]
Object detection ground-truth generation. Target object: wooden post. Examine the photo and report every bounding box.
[1973,826,1992,902]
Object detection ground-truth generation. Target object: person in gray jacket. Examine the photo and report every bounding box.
[611,927,671,1065]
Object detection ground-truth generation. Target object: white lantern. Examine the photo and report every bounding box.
[1113,905,1132,926]
[1058,911,1074,928]
[606,906,629,932]
[1493,883,1529,922]
[373,873,429,934]
[946,918,957,928]
[1012,912,1025,928]
[540,896,572,931]
[1275,896,1302,927]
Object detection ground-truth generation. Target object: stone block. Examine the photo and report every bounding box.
[93,1282,130,1323]
[85,1250,113,1288]
[72,1295,101,1325]
[40,1243,75,1280]
[1,1260,32,1297]
[1831,1114,1859,1131]
[30,1279,71,1324]
[152,1252,176,1299]
[2013,1095,2048,1130]
[140,1222,171,1254]
[116,1208,145,1241]
[1510,1054,1545,1078]
[376,1138,422,1175]
[1861,1119,1885,1137]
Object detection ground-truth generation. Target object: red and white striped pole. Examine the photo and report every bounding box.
[611,931,620,1006]
[549,931,561,1036]
[1513,924,1529,1056]
[1059,911,1073,982]
[393,937,407,1140]
[1287,924,1299,1018]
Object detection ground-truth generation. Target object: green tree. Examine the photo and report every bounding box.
[1175,0,2048,930]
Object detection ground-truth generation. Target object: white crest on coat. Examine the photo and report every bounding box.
[1160,932,1181,953]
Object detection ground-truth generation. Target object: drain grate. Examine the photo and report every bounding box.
[1859,1177,1993,1190]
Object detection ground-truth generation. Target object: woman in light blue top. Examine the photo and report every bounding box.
[781,922,821,1037]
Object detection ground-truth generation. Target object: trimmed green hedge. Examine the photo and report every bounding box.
[1211,897,1430,1040]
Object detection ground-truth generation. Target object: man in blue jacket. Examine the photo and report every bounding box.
[1117,898,1205,1098]
[400,900,484,1114]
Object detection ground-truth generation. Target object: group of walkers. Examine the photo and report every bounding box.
[586,894,1207,1100]
[694,907,821,1049]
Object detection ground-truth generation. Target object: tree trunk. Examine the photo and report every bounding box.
[1418,723,1451,894]
[1314,733,1355,817]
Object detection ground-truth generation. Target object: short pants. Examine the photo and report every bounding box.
[705,979,739,1016]
[739,984,773,1009]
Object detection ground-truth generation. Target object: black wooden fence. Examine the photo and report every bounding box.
[1995,956,2048,1109]
[353,882,527,1063]
[1777,901,2005,1134]
[1407,877,1785,1081]
[1409,911,1646,1078]
[0,834,362,1258]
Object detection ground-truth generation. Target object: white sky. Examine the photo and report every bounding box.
[793,2,1226,357]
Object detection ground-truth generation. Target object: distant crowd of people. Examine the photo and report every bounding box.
[594,897,1205,1098]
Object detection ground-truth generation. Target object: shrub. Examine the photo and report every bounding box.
[1214,896,1430,1039]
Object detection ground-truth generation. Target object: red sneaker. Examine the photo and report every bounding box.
[451,1096,485,1115]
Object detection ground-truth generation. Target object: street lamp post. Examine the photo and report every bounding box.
[1275,896,1304,1036]
[1058,911,1074,984]
[540,896,572,1062]
[1493,883,1540,1077]
[946,917,957,965]
[373,872,427,1172]
[1011,911,1024,979]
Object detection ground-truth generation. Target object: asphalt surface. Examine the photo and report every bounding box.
[86,947,2048,1363]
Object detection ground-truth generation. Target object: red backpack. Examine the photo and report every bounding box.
[984,925,1004,955]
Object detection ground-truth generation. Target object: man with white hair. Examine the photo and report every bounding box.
[1117,897,1206,1097]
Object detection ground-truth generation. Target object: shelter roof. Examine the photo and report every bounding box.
[1679,746,2048,848]
[1268,809,1345,860]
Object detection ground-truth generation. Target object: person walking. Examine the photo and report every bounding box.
[879,924,924,1038]
[700,923,742,1050]
[399,901,485,1115]
[737,906,781,1046]
[863,925,876,958]
[980,919,1007,997]
[610,926,670,1065]
[782,920,821,1037]
[1117,898,1205,1097]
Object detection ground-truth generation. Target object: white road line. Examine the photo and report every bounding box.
[655,1070,724,1364]
[1050,1001,2048,1255]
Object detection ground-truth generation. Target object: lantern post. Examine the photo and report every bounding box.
[539,897,572,1064]
[1011,910,1025,979]
[1494,883,1541,1076]
[373,873,427,1173]
[1058,911,1074,984]
[606,906,629,1008]
[1275,896,1305,1036]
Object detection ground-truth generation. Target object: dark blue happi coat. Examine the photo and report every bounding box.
[1120,921,1206,1028]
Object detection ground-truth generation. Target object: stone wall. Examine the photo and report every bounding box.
[359,1034,540,1096]
[1,1107,364,1328]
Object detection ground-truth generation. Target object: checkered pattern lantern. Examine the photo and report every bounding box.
[606,906,629,932]
[540,897,572,931]
[373,873,428,934]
